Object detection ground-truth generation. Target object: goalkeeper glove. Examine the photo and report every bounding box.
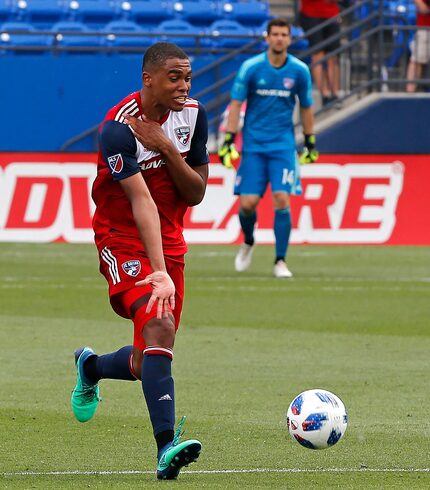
[218,132,240,169]
[300,134,319,164]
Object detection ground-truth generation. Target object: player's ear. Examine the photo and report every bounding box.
[142,71,152,88]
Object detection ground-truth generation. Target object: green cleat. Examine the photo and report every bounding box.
[156,416,202,480]
[71,347,100,423]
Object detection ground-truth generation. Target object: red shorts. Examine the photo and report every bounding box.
[98,239,185,351]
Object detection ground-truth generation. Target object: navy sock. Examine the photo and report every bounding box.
[141,349,175,440]
[239,209,256,246]
[274,208,292,261]
[84,345,136,383]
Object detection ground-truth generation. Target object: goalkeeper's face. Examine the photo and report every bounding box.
[266,26,291,56]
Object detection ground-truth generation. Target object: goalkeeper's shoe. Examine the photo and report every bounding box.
[156,416,202,480]
[273,260,293,278]
[71,346,100,423]
[234,243,254,272]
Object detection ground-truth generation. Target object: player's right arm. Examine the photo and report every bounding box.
[99,120,175,318]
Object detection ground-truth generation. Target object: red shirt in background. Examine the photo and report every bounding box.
[300,0,340,18]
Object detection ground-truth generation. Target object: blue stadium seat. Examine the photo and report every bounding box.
[221,0,270,27]
[121,0,174,30]
[52,20,100,48]
[103,19,153,47]
[0,0,12,24]
[21,0,66,29]
[208,19,253,48]
[156,19,207,48]
[0,20,51,51]
[173,1,222,27]
[66,0,117,29]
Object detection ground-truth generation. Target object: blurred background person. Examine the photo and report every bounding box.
[299,0,341,105]
[406,0,430,92]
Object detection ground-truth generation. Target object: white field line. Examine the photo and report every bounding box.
[2,468,429,477]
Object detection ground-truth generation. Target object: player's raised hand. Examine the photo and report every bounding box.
[299,134,319,165]
[218,132,240,169]
[136,271,176,320]
[124,113,172,153]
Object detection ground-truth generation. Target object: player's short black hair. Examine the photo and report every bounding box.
[142,42,188,72]
[267,17,291,35]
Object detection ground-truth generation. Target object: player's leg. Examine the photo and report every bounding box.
[406,30,426,93]
[269,150,297,278]
[71,244,147,423]
[132,257,201,480]
[324,21,341,101]
[233,151,266,271]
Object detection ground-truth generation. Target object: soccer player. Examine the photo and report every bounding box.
[71,42,209,480]
[218,17,318,278]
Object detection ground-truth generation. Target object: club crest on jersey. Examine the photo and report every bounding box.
[174,126,191,146]
[121,260,141,277]
[107,153,124,174]
[283,78,295,89]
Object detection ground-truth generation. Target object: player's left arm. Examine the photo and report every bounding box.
[298,65,319,164]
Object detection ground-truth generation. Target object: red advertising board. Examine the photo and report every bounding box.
[0,153,429,244]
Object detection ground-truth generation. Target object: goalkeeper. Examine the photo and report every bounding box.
[218,17,318,278]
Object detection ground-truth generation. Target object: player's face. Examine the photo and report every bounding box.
[266,26,291,55]
[146,58,192,112]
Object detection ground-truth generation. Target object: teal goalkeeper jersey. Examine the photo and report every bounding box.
[230,52,313,152]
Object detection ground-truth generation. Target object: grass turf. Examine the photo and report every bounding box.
[0,243,429,489]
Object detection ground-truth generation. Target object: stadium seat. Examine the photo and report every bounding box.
[0,20,51,51]
[156,19,207,49]
[173,1,222,27]
[121,0,174,30]
[221,0,270,27]
[51,20,100,48]
[208,19,253,49]
[0,0,12,24]
[66,0,117,29]
[103,19,153,47]
[20,0,66,29]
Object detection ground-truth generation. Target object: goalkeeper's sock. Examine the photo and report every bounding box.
[84,345,137,382]
[274,207,292,260]
[239,209,256,246]
[142,348,175,437]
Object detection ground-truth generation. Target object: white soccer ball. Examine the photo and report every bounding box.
[286,389,348,449]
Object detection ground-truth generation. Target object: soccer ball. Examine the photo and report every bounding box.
[286,389,348,450]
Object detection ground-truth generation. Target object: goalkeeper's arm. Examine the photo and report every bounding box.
[218,100,242,168]
[299,106,319,164]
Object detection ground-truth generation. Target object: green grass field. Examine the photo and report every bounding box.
[0,243,429,489]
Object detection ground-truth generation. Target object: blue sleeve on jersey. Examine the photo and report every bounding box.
[297,65,313,108]
[99,120,140,181]
[230,61,251,102]
[186,102,209,167]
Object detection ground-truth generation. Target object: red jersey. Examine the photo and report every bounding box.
[417,2,430,27]
[92,91,208,257]
[300,0,340,18]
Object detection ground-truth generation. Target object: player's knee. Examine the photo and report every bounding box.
[273,192,290,209]
[143,316,176,348]
[131,348,143,380]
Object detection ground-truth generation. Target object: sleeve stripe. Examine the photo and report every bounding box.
[115,100,139,122]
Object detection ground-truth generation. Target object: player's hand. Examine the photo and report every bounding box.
[218,132,240,169]
[299,134,319,164]
[136,271,175,320]
[124,113,172,153]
